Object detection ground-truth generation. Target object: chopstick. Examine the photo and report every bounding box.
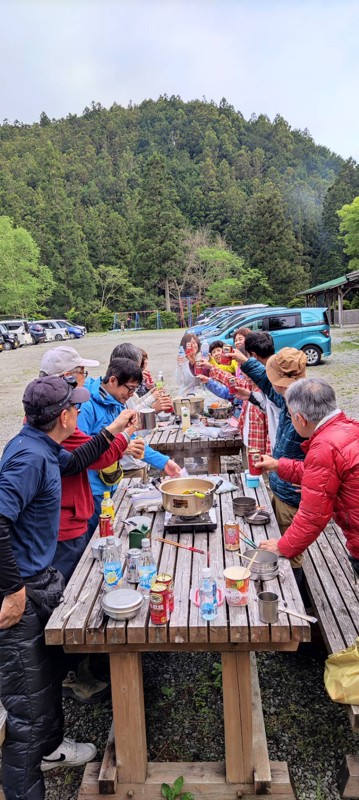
[154,536,205,555]
[238,532,257,549]
[62,591,90,621]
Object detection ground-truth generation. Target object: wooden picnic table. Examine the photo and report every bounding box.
[146,420,246,473]
[45,475,310,799]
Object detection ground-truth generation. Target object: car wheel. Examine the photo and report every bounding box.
[302,345,322,366]
[54,334,63,341]
[3,341,12,351]
[69,332,75,339]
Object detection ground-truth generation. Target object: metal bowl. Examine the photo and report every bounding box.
[233,497,256,516]
[243,548,278,577]
[243,509,271,525]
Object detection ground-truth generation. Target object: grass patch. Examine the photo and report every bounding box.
[333,341,359,351]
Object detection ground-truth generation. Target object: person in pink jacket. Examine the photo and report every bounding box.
[259,377,359,576]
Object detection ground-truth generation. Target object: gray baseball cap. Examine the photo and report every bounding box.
[40,346,99,376]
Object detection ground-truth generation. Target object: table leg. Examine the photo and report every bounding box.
[110,652,147,783]
[207,452,221,474]
[222,651,253,784]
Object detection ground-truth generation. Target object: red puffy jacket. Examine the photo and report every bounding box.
[277,411,359,560]
[60,427,128,540]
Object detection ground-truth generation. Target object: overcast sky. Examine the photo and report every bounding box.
[1,0,358,160]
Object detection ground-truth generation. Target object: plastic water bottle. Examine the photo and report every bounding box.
[181,404,190,432]
[178,345,186,365]
[156,370,164,390]
[199,567,218,620]
[103,536,123,592]
[201,340,209,360]
[101,491,115,520]
[138,538,157,598]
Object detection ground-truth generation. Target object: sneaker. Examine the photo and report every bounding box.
[41,737,97,772]
[62,669,109,704]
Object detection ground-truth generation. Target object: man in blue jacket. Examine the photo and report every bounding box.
[78,357,181,536]
[235,347,307,583]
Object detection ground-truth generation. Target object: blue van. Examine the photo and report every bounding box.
[200,307,331,365]
[187,304,268,336]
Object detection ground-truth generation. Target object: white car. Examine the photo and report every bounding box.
[34,320,69,342]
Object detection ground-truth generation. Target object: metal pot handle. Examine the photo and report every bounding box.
[208,478,223,495]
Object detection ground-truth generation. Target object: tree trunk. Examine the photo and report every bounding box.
[164,277,171,311]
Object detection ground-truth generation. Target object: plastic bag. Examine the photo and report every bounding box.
[324,637,359,704]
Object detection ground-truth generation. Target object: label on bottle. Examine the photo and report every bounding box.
[138,564,157,591]
[103,561,123,590]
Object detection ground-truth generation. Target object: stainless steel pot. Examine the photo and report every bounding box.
[207,405,231,420]
[243,548,278,577]
[160,477,218,517]
[172,395,204,417]
[138,408,157,430]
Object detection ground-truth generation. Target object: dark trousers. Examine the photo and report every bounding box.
[0,599,64,800]
[86,493,103,543]
[52,534,88,584]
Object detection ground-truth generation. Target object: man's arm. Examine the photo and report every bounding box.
[240,358,284,408]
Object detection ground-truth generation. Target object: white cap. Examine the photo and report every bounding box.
[40,346,99,376]
[141,538,150,548]
[202,567,211,577]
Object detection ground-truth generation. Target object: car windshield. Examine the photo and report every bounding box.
[207,311,249,334]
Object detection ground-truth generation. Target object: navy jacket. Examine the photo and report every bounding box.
[240,358,306,507]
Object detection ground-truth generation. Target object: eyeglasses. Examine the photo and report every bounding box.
[68,404,81,414]
[71,368,88,378]
[123,383,138,394]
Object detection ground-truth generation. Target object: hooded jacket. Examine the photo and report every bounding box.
[78,377,169,497]
[277,411,359,560]
[240,358,306,507]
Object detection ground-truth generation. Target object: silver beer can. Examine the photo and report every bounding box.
[126,548,142,583]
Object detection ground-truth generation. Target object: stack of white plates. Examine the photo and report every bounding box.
[102,588,143,620]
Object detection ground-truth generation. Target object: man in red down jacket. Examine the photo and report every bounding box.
[259,377,359,576]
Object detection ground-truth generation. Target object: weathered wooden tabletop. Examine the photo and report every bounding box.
[145,422,245,472]
[45,475,310,651]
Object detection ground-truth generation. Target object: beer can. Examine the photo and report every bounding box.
[157,572,174,612]
[248,448,262,476]
[99,514,114,538]
[126,548,142,583]
[224,519,240,551]
[149,583,169,625]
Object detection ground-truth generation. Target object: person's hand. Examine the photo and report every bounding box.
[109,409,138,434]
[0,587,26,628]
[125,439,145,459]
[258,455,279,472]
[259,539,281,555]
[233,386,251,400]
[198,374,210,384]
[142,370,154,388]
[153,395,173,413]
[232,348,248,364]
[164,459,182,478]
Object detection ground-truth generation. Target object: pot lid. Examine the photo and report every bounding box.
[102,589,143,612]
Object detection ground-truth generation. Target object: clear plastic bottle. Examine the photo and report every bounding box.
[156,370,164,390]
[201,340,209,360]
[181,404,190,432]
[103,536,123,592]
[177,345,186,365]
[101,491,115,520]
[138,538,157,598]
[199,567,218,620]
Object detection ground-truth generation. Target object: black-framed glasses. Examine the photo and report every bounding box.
[123,383,138,394]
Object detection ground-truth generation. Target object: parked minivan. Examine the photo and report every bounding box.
[187,305,268,337]
[34,320,69,342]
[201,307,331,365]
[0,319,33,346]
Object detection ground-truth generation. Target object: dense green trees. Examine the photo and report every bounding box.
[0,96,356,322]
[0,216,55,315]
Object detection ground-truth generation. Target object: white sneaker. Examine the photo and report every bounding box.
[41,737,97,772]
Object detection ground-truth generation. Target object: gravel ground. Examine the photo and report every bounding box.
[1,326,358,800]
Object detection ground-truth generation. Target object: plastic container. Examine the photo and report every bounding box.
[138,538,157,598]
[101,491,115,520]
[245,470,260,489]
[199,567,218,620]
[223,566,250,606]
[181,404,190,432]
[103,536,123,592]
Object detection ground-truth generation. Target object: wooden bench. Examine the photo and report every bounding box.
[303,522,359,798]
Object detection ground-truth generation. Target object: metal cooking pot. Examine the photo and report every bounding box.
[138,408,157,430]
[243,548,278,576]
[160,477,219,517]
[172,395,204,417]
[207,404,231,420]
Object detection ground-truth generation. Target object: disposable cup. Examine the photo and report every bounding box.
[223,566,250,606]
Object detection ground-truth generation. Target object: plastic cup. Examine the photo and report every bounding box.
[223,566,250,606]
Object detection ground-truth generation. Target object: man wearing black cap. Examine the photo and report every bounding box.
[0,376,136,800]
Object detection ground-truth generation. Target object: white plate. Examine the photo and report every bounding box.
[102,588,143,612]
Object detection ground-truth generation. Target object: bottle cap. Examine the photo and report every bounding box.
[202,567,211,577]
[106,536,115,544]
[103,491,110,499]
[141,538,150,548]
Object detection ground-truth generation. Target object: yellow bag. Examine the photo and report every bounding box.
[324,637,359,704]
[97,461,124,487]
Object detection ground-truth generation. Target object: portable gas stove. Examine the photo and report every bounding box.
[164,508,217,534]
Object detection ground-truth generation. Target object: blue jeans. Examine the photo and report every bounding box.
[52,535,88,584]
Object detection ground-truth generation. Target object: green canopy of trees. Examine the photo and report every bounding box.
[0,96,356,320]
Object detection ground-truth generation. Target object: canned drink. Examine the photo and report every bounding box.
[248,448,262,476]
[156,573,174,612]
[221,346,233,366]
[135,437,145,459]
[149,583,169,625]
[126,548,142,583]
[99,514,114,537]
[224,520,240,551]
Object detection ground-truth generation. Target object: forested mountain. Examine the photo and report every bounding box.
[0,95,358,322]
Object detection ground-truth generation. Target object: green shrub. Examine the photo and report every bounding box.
[86,307,114,331]
[146,311,179,329]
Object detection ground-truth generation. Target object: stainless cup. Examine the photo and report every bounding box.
[257,591,279,623]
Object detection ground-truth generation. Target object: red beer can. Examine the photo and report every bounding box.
[99,513,114,537]
[149,583,170,625]
[157,573,174,612]
[248,448,262,476]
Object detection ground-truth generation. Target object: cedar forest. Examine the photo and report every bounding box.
[1,96,359,328]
